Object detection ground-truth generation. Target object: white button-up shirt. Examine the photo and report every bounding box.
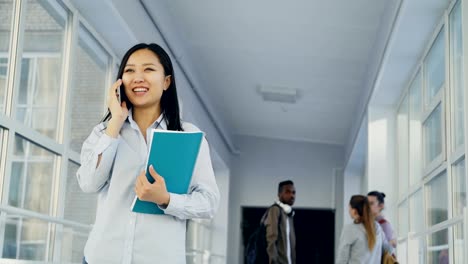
[77,111,220,264]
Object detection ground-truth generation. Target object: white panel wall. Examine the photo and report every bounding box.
[227,135,344,264]
[366,106,397,228]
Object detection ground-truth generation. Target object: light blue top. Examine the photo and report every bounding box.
[77,111,220,264]
[336,221,393,264]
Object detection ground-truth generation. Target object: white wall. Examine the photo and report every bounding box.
[366,106,397,228]
[227,135,344,264]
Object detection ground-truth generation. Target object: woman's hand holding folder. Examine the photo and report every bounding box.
[135,165,170,208]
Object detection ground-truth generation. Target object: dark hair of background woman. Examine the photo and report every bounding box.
[350,195,376,250]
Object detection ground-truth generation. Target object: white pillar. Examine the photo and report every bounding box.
[367,106,397,226]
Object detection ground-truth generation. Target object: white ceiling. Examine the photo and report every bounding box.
[370,0,451,107]
[142,1,389,145]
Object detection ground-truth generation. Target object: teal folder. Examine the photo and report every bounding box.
[131,130,203,214]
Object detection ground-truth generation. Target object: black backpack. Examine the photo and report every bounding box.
[245,204,281,264]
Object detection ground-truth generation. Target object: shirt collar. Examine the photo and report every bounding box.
[127,108,167,131]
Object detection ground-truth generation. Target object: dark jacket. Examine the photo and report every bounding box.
[264,205,296,264]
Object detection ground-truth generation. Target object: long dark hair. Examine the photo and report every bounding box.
[350,195,376,250]
[101,43,183,131]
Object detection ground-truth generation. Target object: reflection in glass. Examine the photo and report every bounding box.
[2,216,49,261]
[0,212,91,262]
[452,159,466,217]
[424,104,442,165]
[64,162,97,225]
[424,29,445,103]
[426,172,448,226]
[398,95,409,196]
[70,26,108,153]
[450,3,464,148]
[0,0,14,113]
[427,229,448,264]
[10,135,57,214]
[15,0,67,139]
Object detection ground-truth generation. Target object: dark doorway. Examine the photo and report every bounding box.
[241,207,335,264]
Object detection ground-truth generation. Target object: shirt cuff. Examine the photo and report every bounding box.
[161,193,184,216]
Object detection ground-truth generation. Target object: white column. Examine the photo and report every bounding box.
[367,106,397,226]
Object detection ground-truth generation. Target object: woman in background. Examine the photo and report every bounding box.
[336,195,393,264]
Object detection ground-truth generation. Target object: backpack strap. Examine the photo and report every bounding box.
[260,203,282,224]
[378,218,387,225]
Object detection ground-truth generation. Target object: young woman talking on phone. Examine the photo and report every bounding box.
[76,43,220,264]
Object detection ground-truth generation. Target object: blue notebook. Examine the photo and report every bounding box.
[131,130,203,214]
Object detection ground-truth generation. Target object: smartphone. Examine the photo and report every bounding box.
[116,85,122,104]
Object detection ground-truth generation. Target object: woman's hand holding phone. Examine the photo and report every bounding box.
[105,79,128,138]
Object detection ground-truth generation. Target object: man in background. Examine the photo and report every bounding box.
[264,180,296,264]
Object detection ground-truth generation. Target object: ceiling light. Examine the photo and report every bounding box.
[258,85,298,104]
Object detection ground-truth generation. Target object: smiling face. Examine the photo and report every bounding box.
[121,48,171,111]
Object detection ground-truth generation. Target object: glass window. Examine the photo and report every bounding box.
[59,224,89,263]
[452,159,466,217]
[398,200,409,236]
[450,2,464,149]
[424,104,443,166]
[69,25,109,153]
[426,172,448,226]
[398,95,409,196]
[410,189,424,233]
[9,135,58,214]
[2,214,50,261]
[427,229,448,264]
[453,223,464,264]
[15,1,67,139]
[424,29,445,104]
[64,161,97,224]
[0,0,14,113]
[409,71,423,186]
